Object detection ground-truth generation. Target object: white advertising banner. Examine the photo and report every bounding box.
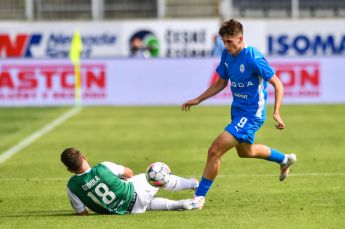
[0,57,344,106]
[0,22,123,59]
[266,20,345,57]
[0,20,219,59]
[121,19,219,58]
[1,19,344,58]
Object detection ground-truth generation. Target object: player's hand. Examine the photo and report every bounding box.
[181,98,200,111]
[273,113,285,130]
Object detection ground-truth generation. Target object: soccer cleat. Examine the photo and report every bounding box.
[191,196,205,209]
[180,196,205,210]
[279,153,297,181]
[190,178,199,190]
[181,199,194,210]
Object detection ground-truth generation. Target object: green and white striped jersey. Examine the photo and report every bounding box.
[67,162,135,215]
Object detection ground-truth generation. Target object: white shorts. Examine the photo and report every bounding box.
[128,173,159,213]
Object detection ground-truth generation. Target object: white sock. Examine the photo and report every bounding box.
[164,175,197,191]
[281,155,288,165]
[147,197,183,211]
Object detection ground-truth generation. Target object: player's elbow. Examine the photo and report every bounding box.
[276,78,284,91]
[77,209,89,216]
[269,75,283,89]
[219,80,228,90]
[214,78,228,90]
[123,167,134,178]
[127,169,134,177]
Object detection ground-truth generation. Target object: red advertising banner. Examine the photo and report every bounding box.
[0,61,108,106]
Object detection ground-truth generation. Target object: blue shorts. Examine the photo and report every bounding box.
[225,116,264,144]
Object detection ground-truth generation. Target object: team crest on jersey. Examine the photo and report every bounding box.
[240,64,245,73]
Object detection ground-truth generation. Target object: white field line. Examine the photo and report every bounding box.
[1,173,345,181]
[0,106,81,164]
[217,173,345,177]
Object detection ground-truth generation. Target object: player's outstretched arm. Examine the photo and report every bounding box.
[181,78,228,111]
[268,75,285,130]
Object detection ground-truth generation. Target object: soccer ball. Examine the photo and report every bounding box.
[145,162,171,187]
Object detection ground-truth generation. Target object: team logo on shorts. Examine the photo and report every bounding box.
[240,64,245,73]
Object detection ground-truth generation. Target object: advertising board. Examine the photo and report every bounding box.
[1,57,344,106]
[1,19,344,58]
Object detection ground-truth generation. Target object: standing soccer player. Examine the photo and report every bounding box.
[181,19,296,207]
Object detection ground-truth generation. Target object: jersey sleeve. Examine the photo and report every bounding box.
[67,187,86,213]
[252,56,275,81]
[101,161,125,177]
[216,50,229,80]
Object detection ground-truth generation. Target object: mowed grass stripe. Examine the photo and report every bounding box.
[0,106,81,164]
[2,173,345,181]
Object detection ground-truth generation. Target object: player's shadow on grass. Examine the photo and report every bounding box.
[0,210,91,218]
[0,210,125,218]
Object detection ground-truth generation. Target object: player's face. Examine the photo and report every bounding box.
[222,34,243,56]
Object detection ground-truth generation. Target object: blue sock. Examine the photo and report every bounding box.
[267,148,286,164]
[195,176,213,197]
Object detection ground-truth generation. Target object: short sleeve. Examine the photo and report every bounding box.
[252,56,275,81]
[101,161,125,177]
[216,50,229,80]
[67,187,86,213]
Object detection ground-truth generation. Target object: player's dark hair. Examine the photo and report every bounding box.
[219,19,243,37]
[61,147,83,171]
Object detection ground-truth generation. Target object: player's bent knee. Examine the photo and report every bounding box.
[207,146,223,160]
[237,149,256,158]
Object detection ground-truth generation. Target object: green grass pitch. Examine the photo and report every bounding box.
[0,105,344,228]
